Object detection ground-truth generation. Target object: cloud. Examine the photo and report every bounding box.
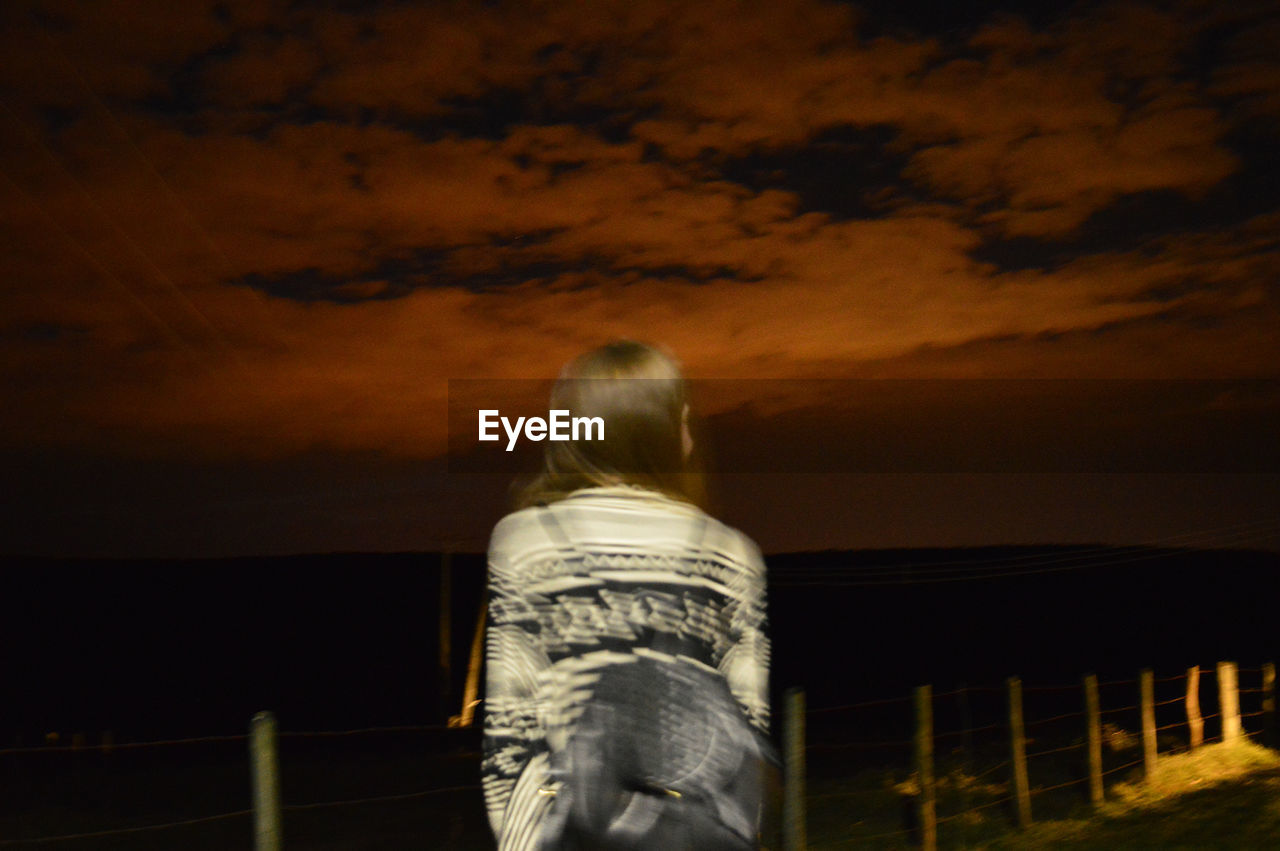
[0,0,229,111]
[1,0,1277,468]
[1209,13,1280,129]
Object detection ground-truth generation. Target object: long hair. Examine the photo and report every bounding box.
[512,340,707,509]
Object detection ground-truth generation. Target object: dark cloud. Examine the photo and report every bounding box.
[1,0,1278,555]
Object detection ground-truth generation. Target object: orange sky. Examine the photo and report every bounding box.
[2,0,1278,555]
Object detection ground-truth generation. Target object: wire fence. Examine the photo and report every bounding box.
[0,721,486,848]
[2,662,1274,848]
[799,660,1277,849]
[0,810,254,847]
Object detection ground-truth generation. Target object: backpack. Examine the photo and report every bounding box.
[534,507,781,850]
[542,651,780,850]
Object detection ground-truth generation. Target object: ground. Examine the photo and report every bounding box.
[808,740,1280,850]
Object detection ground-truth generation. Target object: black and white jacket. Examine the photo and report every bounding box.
[481,485,770,850]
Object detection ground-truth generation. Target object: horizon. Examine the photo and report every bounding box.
[8,536,1280,560]
[3,0,1280,558]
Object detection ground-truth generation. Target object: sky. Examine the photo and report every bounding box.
[2,0,1279,557]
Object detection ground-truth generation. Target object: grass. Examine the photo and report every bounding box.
[1001,740,1280,850]
[4,732,1276,848]
[808,739,1280,850]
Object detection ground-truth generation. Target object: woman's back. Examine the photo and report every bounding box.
[482,485,770,850]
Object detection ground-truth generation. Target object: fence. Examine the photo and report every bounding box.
[2,661,1275,848]
[0,721,485,848]
[784,660,1277,850]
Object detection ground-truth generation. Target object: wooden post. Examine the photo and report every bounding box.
[1007,677,1032,828]
[915,685,936,851]
[1218,661,1241,743]
[1186,667,1203,750]
[1263,662,1276,750]
[250,711,282,851]
[958,683,972,767]
[1084,674,1103,807]
[783,688,806,851]
[958,683,973,815]
[456,599,487,728]
[438,550,453,723]
[1140,669,1157,779]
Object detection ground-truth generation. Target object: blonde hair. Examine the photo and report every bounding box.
[512,340,706,509]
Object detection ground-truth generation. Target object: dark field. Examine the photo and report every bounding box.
[2,545,1276,848]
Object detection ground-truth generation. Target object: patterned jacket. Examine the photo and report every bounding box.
[481,485,770,850]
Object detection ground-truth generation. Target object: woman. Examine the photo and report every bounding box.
[481,341,774,850]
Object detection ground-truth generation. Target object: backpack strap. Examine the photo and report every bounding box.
[536,504,575,554]
[536,497,712,565]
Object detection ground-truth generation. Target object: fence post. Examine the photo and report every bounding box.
[438,550,453,723]
[915,685,936,851]
[1218,661,1241,743]
[1186,667,1203,750]
[250,711,282,851]
[783,688,806,851]
[1007,677,1032,828]
[1084,674,1103,807]
[1140,669,1157,779]
[1263,662,1276,750]
[958,683,972,815]
[455,598,487,728]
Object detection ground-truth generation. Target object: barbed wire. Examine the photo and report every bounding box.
[799,718,1271,851]
[283,784,482,813]
[1023,683,1085,693]
[807,694,913,714]
[0,734,247,757]
[936,723,1004,741]
[279,724,454,739]
[1100,758,1144,778]
[967,759,1012,782]
[0,722,472,758]
[937,794,1014,821]
[0,782,484,846]
[0,809,251,847]
[1029,775,1087,796]
[807,786,900,801]
[1026,742,1084,760]
[1025,710,1085,729]
[831,825,915,842]
[807,738,913,752]
[2,656,1270,848]
[1155,673,1189,683]
[803,696,916,711]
